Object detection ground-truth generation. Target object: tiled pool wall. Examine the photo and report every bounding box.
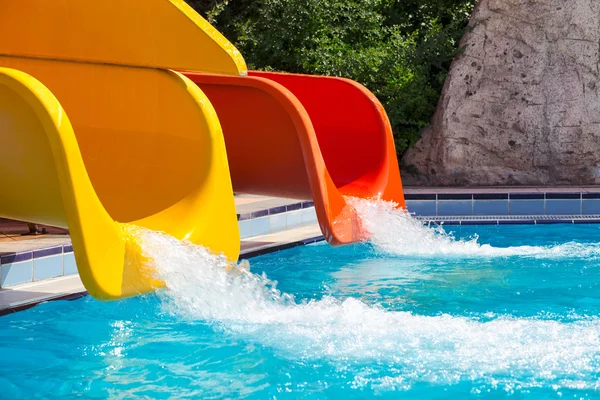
[2,192,599,289]
[0,244,77,289]
[0,203,318,289]
[405,192,600,217]
[237,201,317,238]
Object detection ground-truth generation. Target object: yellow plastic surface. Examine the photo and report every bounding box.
[0,63,239,300]
[0,0,246,76]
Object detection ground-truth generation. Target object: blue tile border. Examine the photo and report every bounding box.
[237,213,248,221]
[509,193,544,200]
[535,219,572,225]
[238,201,313,221]
[237,193,600,221]
[32,246,63,259]
[546,193,580,199]
[405,194,436,201]
[404,191,600,217]
[0,252,33,265]
[438,193,472,200]
[286,203,302,211]
[473,193,508,200]
[461,220,499,226]
[431,221,461,226]
[416,215,600,226]
[498,220,536,225]
[250,209,269,219]
[0,242,75,287]
[2,243,72,265]
[269,205,287,215]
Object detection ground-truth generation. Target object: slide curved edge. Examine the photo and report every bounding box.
[184,72,361,245]
[0,67,134,300]
[169,1,248,75]
[249,71,405,208]
[0,0,247,76]
[133,70,240,262]
[320,76,405,205]
[0,66,241,299]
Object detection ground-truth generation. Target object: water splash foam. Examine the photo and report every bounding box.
[130,225,600,391]
[349,196,600,258]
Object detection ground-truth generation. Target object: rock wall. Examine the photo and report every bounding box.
[402,0,600,186]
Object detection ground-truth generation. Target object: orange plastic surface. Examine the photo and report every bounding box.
[185,71,405,245]
[0,0,246,75]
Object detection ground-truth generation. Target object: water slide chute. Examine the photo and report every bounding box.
[185,71,405,245]
[0,0,405,302]
[0,1,243,300]
[0,0,246,75]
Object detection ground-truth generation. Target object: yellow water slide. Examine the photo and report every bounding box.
[0,0,246,75]
[0,1,246,300]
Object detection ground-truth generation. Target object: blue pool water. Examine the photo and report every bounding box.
[3,203,600,399]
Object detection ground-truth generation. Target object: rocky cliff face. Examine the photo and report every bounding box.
[402,0,600,186]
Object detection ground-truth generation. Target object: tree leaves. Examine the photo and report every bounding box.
[196,0,476,155]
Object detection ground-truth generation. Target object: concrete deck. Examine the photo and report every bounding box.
[235,194,307,216]
[240,224,323,258]
[0,236,71,253]
[0,275,86,314]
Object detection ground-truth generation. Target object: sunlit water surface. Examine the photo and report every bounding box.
[2,200,600,399]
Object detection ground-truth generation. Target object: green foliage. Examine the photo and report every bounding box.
[194,0,476,155]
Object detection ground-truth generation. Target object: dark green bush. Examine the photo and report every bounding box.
[192,0,476,155]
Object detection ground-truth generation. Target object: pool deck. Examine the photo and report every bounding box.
[2,186,600,315]
[0,195,323,315]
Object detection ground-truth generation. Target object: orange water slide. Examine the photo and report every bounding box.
[185,71,405,245]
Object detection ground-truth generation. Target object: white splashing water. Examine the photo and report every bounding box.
[129,206,600,391]
[349,196,600,258]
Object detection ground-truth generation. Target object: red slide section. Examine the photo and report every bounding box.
[184,71,405,245]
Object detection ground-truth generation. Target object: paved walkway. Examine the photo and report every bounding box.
[235,194,307,216]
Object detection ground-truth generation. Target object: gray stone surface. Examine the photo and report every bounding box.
[402,0,600,186]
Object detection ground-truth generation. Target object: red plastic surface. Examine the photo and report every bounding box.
[184,71,405,245]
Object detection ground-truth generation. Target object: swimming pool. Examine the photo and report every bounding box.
[2,209,600,398]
